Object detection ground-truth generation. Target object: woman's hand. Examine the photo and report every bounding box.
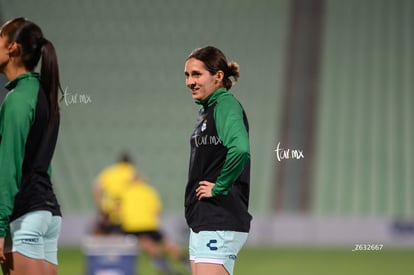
[196,181,215,200]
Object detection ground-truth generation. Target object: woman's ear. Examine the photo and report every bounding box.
[215,70,224,84]
[8,42,20,57]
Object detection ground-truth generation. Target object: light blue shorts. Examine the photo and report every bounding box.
[189,229,248,275]
[5,210,62,265]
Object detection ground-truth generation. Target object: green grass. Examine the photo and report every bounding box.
[57,246,414,275]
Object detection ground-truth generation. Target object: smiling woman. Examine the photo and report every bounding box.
[183,46,251,275]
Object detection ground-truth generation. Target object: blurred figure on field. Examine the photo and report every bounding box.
[119,177,191,275]
[93,154,190,274]
[92,153,137,235]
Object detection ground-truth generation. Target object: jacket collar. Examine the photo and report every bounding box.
[5,72,39,91]
[195,88,227,108]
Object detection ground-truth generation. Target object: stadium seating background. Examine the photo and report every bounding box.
[0,0,413,226]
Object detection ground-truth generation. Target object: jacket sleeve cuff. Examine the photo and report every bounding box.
[212,183,230,197]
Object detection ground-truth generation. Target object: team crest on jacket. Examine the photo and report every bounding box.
[201,120,207,132]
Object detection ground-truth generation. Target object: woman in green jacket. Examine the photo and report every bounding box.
[0,18,62,275]
[184,46,252,275]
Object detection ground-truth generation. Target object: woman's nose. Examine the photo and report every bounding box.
[186,77,195,87]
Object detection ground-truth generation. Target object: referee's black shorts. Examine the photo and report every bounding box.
[127,230,164,242]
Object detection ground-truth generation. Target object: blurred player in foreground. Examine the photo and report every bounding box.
[0,17,63,275]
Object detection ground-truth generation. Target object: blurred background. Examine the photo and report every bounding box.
[0,0,413,267]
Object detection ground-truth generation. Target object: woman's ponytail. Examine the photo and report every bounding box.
[41,39,62,127]
[223,61,240,90]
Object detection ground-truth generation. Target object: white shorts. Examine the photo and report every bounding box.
[5,210,62,265]
[189,229,248,275]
